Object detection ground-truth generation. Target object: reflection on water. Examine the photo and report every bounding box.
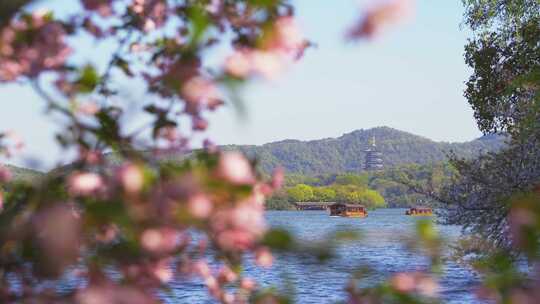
[167,209,484,304]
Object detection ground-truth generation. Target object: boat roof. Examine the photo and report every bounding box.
[330,203,366,208]
[294,202,336,206]
[411,206,432,210]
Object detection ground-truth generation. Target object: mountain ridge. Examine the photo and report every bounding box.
[224,126,506,175]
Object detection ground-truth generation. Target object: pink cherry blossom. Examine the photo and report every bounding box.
[222,293,235,304]
[347,0,415,40]
[206,0,222,14]
[391,272,416,293]
[192,116,209,131]
[193,260,211,278]
[76,283,155,304]
[68,172,104,196]
[140,227,181,254]
[217,265,238,284]
[216,229,254,251]
[416,275,438,297]
[34,205,81,270]
[267,17,306,54]
[203,139,218,153]
[205,276,222,298]
[76,102,100,116]
[390,272,438,297]
[151,259,174,283]
[0,14,71,81]
[251,51,285,80]
[216,151,255,185]
[0,165,13,183]
[240,277,256,291]
[224,49,253,78]
[118,163,145,194]
[95,224,119,243]
[78,148,103,165]
[188,193,213,219]
[81,0,113,17]
[181,76,220,106]
[255,247,273,268]
[271,167,285,190]
[212,201,267,251]
[1,130,25,158]
[130,0,168,32]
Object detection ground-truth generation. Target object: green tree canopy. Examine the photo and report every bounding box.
[286,184,314,202]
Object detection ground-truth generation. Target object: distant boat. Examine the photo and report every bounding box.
[405,207,433,216]
[329,203,368,218]
[294,202,335,211]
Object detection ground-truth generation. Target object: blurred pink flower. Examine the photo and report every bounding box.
[347,0,415,40]
[217,265,238,283]
[192,116,209,131]
[68,172,104,196]
[255,247,273,268]
[222,292,235,304]
[206,0,222,14]
[151,259,173,283]
[271,167,285,190]
[140,227,181,254]
[130,0,168,32]
[416,275,438,297]
[181,76,220,106]
[212,201,267,251]
[240,277,256,291]
[1,130,25,158]
[205,276,222,298]
[251,51,284,80]
[391,272,416,293]
[76,102,100,116]
[78,148,103,165]
[216,151,255,185]
[268,17,305,54]
[188,193,213,219]
[76,283,155,304]
[224,49,253,78]
[390,272,438,297]
[203,139,218,153]
[81,0,113,17]
[194,260,211,278]
[118,163,145,194]
[216,229,254,251]
[95,224,119,243]
[0,165,13,183]
[34,205,81,271]
[0,14,71,81]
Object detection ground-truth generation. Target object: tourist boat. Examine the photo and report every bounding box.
[405,207,433,216]
[329,203,368,218]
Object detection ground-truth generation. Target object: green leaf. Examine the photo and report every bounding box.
[262,229,293,250]
[76,64,100,93]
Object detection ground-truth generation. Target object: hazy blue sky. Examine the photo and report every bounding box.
[0,0,479,169]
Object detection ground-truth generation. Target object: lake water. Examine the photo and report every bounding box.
[168,209,484,303]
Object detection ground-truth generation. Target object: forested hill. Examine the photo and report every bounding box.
[225,127,506,175]
[3,164,44,182]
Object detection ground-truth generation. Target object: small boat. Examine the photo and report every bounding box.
[405,207,433,216]
[329,203,368,218]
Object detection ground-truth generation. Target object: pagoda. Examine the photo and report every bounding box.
[364,136,383,171]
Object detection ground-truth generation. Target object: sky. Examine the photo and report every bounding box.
[0,0,480,170]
